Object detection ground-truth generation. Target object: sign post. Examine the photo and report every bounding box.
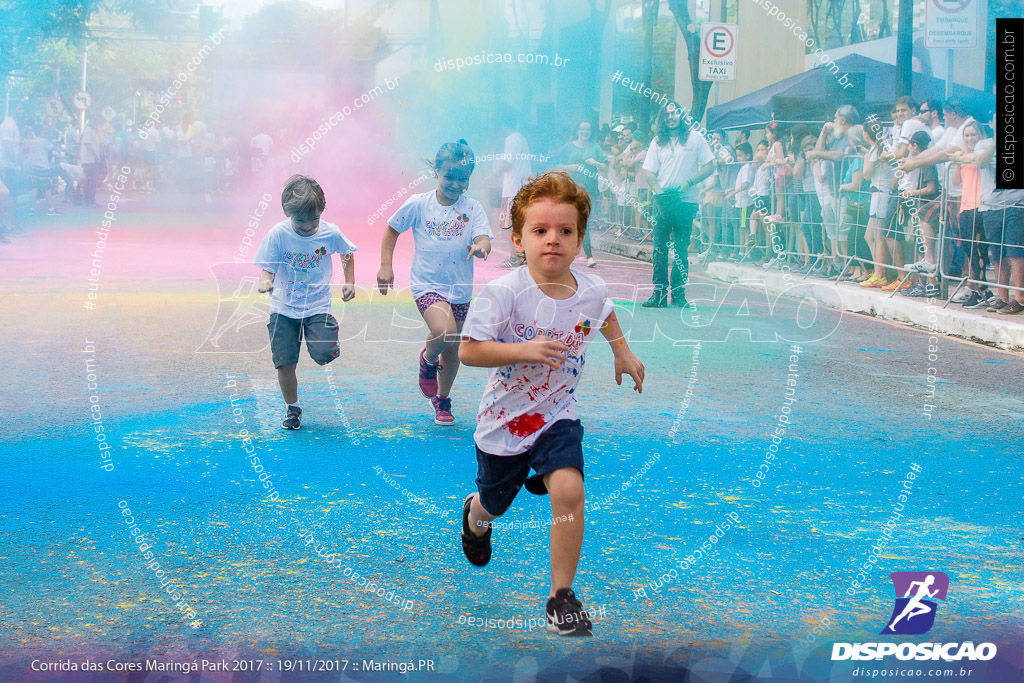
[699,23,738,82]
[926,0,978,102]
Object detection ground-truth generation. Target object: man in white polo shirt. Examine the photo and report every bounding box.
[641,102,716,308]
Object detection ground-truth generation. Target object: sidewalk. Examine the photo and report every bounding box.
[707,261,1024,351]
[592,231,1024,351]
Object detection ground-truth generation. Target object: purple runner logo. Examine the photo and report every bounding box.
[881,571,949,635]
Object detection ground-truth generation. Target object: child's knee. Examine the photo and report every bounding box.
[548,474,584,508]
[430,324,459,343]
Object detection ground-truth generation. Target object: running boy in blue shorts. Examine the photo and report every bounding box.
[457,171,645,636]
[256,175,357,430]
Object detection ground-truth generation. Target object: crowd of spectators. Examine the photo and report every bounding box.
[558,97,1022,315]
[0,103,276,243]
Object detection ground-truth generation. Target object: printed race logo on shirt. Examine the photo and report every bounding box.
[881,571,948,635]
[283,250,325,270]
[513,319,593,355]
[425,216,466,239]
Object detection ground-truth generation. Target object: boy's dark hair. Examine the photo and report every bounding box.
[895,96,917,111]
[920,98,942,118]
[756,139,769,149]
[510,170,590,241]
[942,99,969,117]
[436,138,475,173]
[736,142,753,158]
[281,174,326,219]
[909,130,932,150]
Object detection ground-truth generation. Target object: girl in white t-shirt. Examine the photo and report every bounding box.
[377,140,494,426]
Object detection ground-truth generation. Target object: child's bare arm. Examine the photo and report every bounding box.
[459,337,569,370]
[258,269,275,293]
[340,253,355,301]
[376,226,400,294]
[601,310,644,393]
[467,234,492,260]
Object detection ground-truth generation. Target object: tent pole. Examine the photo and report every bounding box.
[945,49,953,98]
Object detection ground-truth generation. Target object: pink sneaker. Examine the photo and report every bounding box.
[418,348,439,398]
[431,396,454,425]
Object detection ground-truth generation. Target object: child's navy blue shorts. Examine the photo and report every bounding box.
[475,419,585,516]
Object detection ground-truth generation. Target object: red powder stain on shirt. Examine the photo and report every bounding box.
[506,413,547,437]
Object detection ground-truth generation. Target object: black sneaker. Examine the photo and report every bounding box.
[963,291,993,309]
[281,405,302,430]
[460,494,491,567]
[545,588,593,637]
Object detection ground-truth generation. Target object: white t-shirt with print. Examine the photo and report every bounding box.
[387,190,493,304]
[254,219,357,318]
[463,267,615,456]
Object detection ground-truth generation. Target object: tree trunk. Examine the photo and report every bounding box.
[640,0,657,132]
[665,0,712,122]
[879,0,892,39]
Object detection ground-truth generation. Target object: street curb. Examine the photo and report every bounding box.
[593,233,652,262]
[706,262,1024,352]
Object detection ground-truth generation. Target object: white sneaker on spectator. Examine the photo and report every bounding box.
[907,258,937,275]
[950,288,972,304]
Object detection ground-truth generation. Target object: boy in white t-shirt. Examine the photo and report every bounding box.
[256,175,357,430]
[458,171,645,637]
[722,142,753,261]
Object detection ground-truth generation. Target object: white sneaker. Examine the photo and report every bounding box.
[586,257,597,268]
[950,288,972,304]
[907,259,937,275]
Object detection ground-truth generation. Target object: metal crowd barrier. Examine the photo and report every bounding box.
[702,145,1024,309]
